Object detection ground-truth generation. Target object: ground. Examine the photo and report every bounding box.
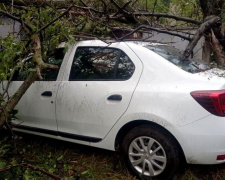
[0,130,225,180]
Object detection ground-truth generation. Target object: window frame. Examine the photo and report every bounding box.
[69,46,136,81]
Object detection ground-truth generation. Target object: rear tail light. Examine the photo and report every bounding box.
[217,155,225,161]
[191,90,225,117]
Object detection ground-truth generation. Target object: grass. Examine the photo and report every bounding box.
[0,130,225,180]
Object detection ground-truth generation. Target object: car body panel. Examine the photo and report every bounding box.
[55,41,143,138]
[9,81,59,132]
[176,114,225,164]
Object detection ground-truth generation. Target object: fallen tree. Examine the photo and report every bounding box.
[0,2,77,128]
[181,16,221,60]
[0,0,224,132]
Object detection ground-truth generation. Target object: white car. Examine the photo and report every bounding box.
[7,40,225,179]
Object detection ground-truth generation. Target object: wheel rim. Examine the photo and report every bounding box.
[128,136,167,177]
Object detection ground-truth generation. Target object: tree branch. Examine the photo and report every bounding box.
[117,25,191,41]
[181,15,221,59]
[72,4,104,14]
[112,1,132,17]
[0,71,37,127]
[110,0,137,23]
[31,34,58,70]
[0,162,61,180]
[133,12,202,25]
[36,4,74,33]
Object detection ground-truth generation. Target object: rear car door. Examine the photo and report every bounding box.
[56,41,142,141]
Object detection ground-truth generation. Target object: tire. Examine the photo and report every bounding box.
[122,124,182,180]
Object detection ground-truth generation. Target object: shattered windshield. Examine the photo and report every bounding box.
[145,45,208,73]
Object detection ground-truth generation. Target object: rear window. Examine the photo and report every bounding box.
[145,45,208,73]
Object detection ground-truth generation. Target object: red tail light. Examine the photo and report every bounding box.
[217,155,225,160]
[191,90,225,117]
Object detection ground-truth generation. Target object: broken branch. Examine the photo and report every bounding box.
[133,12,202,25]
[181,15,220,59]
[118,25,191,41]
[37,4,74,33]
[0,162,61,180]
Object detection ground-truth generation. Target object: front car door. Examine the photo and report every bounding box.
[10,48,66,134]
[56,41,142,141]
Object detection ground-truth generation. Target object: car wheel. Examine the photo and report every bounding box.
[122,124,182,180]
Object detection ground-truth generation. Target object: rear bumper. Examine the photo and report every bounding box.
[176,115,225,164]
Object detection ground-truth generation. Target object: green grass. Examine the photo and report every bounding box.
[0,130,225,180]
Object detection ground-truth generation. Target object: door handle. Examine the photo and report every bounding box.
[107,94,122,101]
[41,91,52,97]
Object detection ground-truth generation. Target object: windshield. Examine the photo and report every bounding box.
[145,45,208,73]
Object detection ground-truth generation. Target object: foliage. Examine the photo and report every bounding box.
[0,5,76,81]
[170,0,203,20]
[0,132,135,179]
[132,0,203,20]
[124,0,203,26]
[135,0,170,13]
[0,35,25,81]
[0,132,225,179]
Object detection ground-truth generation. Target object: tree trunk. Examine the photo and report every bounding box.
[199,0,224,64]
[0,32,60,127]
[0,72,37,127]
[211,30,225,66]
[202,36,212,63]
[199,0,224,18]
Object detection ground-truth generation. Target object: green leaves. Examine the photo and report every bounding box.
[0,161,6,168]
[134,0,170,13]
[0,5,79,82]
[0,35,25,80]
[170,0,203,21]
[57,155,64,161]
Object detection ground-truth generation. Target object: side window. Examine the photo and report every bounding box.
[69,47,135,81]
[13,48,65,81]
[40,48,65,81]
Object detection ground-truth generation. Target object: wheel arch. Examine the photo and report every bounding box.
[114,120,186,162]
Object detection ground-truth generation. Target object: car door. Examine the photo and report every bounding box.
[10,48,65,133]
[56,41,142,141]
